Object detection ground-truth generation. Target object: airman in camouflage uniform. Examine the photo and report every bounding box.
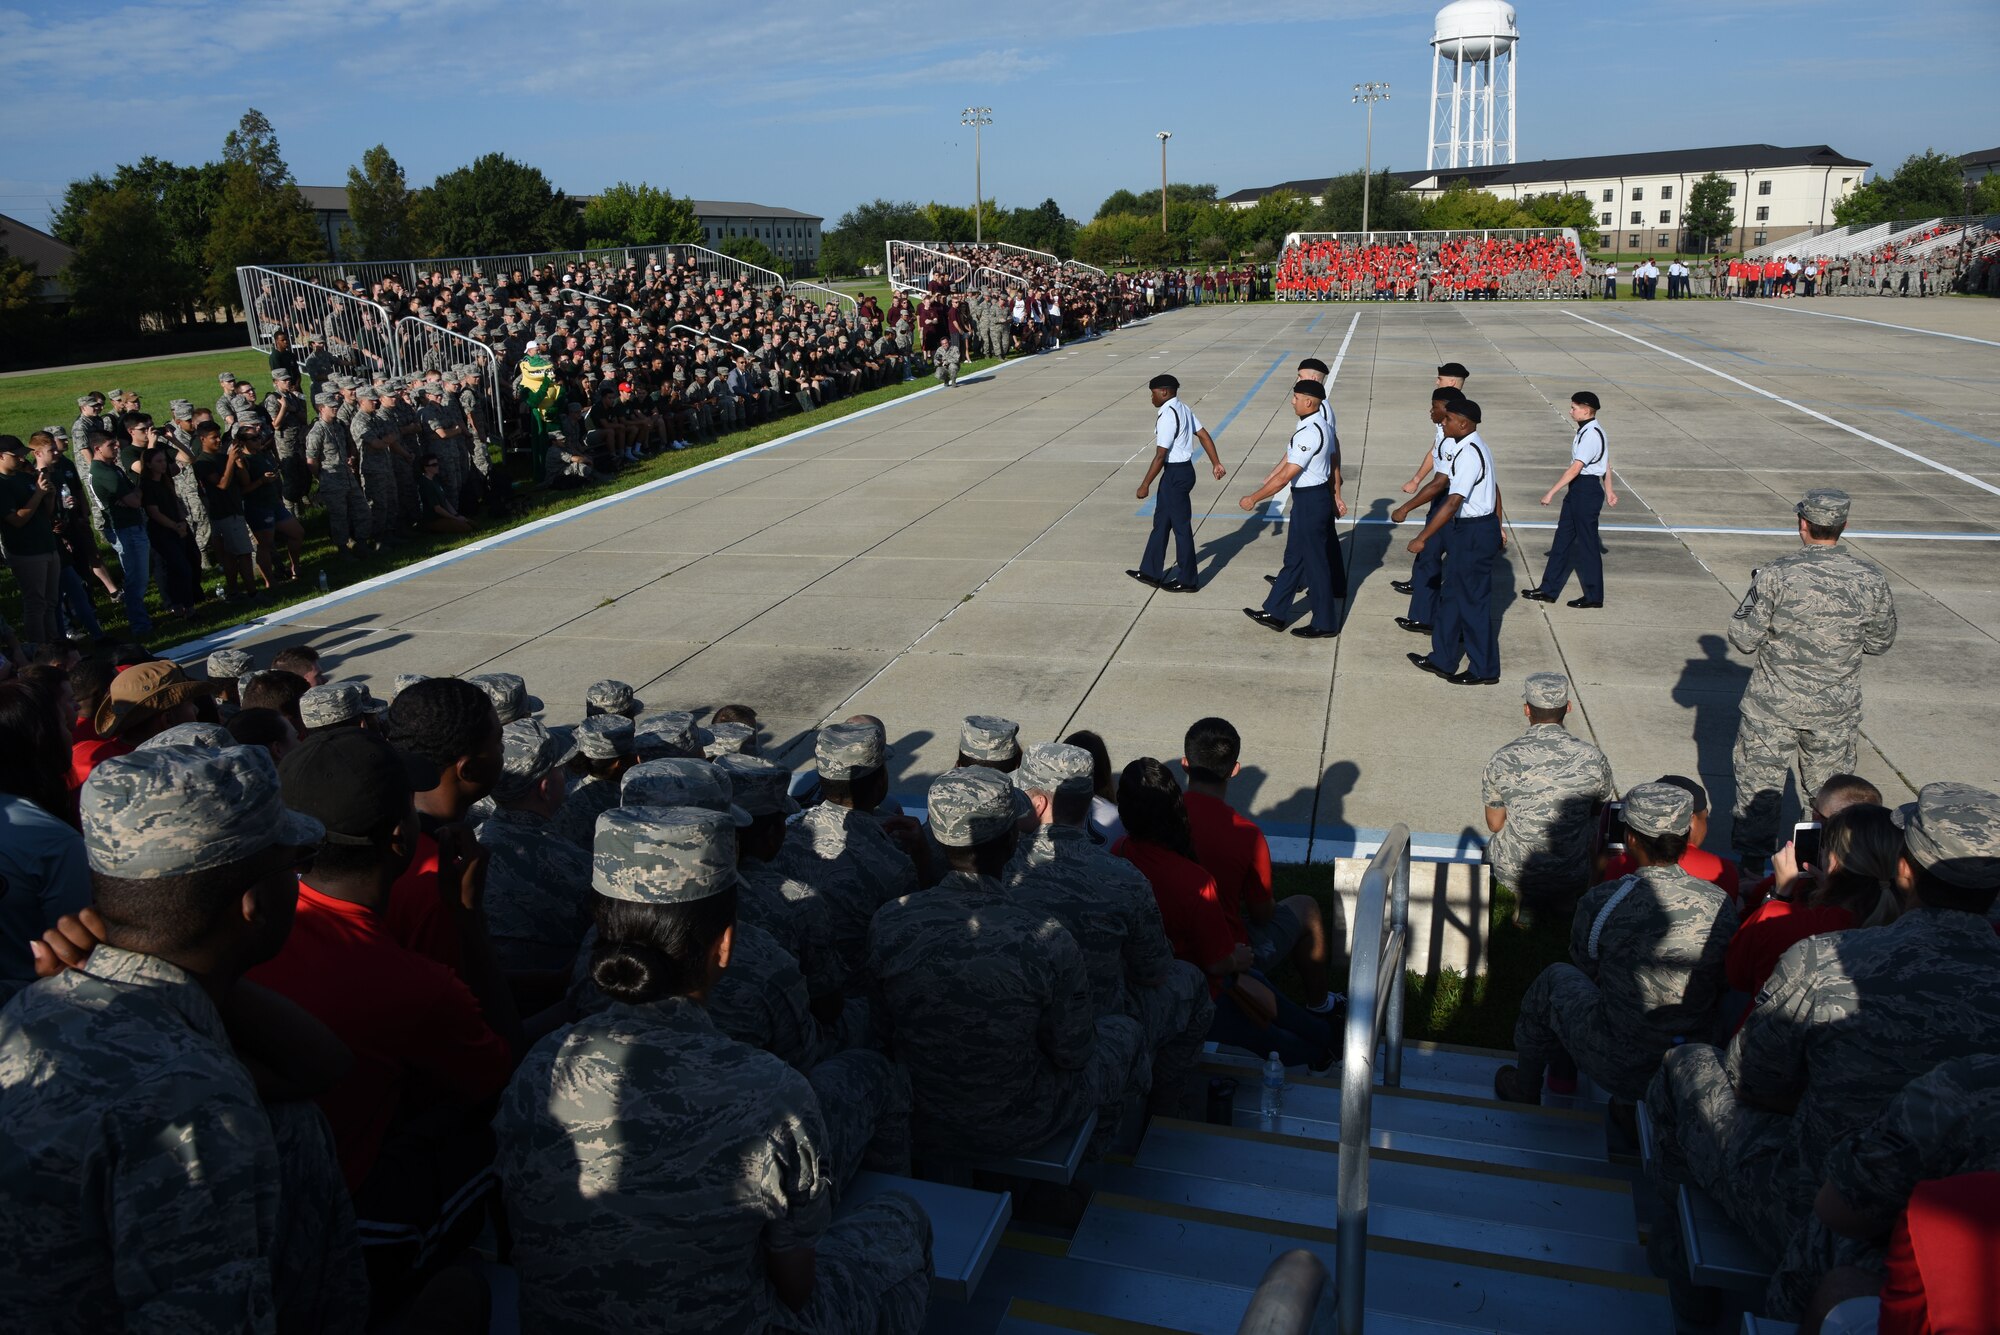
[1728,489,1897,864]
[478,720,590,971]
[300,335,338,403]
[349,385,402,543]
[498,804,931,1335]
[1767,1051,2000,1320]
[548,715,636,849]
[305,393,368,556]
[785,722,920,977]
[297,680,387,731]
[1498,784,1737,1104]
[417,383,468,510]
[1647,782,2000,1259]
[467,672,536,725]
[166,399,215,563]
[716,752,853,1007]
[0,744,365,1335]
[263,368,310,508]
[1008,741,1213,1116]
[385,382,423,529]
[1483,673,1618,918]
[868,766,1149,1162]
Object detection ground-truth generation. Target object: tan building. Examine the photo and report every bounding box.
[0,211,77,302]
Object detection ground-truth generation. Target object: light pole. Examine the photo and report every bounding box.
[962,106,992,243]
[1353,82,1389,235]
[1157,131,1173,234]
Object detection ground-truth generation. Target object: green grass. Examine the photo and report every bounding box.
[1,349,253,443]
[1271,864,1566,1051]
[2,356,999,649]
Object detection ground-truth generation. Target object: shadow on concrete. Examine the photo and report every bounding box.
[1196,512,1269,587]
[1673,633,1757,846]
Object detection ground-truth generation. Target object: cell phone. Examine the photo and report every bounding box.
[1604,801,1627,851]
[1793,821,1823,867]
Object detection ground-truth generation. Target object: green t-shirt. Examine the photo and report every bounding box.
[88,459,144,529]
[0,469,57,557]
[417,474,449,517]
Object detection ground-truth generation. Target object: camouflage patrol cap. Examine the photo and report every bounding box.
[633,709,702,760]
[703,721,756,759]
[83,744,323,880]
[419,382,444,398]
[1523,672,1570,709]
[816,721,885,779]
[621,758,750,826]
[713,753,801,818]
[206,648,254,680]
[169,399,195,418]
[1895,782,2000,890]
[1013,742,1094,798]
[138,721,234,751]
[585,679,643,718]
[1622,782,1694,838]
[272,367,295,382]
[467,672,538,724]
[76,393,101,407]
[1796,488,1851,526]
[392,673,430,698]
[357,385,382,402]
[574,714,636,760]
[928,766,1032,848]
[298,681,387,729]
[959,715,1021,764]
[218,371,236,383]
[315,392,340,408]
[494,719,579,802]
[592,804,739,904]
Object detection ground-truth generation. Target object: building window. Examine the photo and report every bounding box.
[1661,185,1674,200]
[1659,210,1672,224]
[1757,180,1773,196]
[1726,183,1738,198]
[1601,188,1613,203]
[1658,234,1670,247]
[1599,212,1612,225]
[1630,211,1642,225]
[1755,205,1770,222]
[1631,186,1644,200]
[1628,235,1640,248]
[1754,231,1768,246]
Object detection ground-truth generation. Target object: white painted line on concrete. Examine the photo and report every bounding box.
[1563,310,2000,500]
[1333,516,2000,542]
[1731,300,2000,349]
[1273,310,1361,518]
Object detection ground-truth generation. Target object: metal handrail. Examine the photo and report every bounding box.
[392,317,507,435]
[787,280,857,310]
[885,240,976,295]
[1062,257,1108,279]
[1236,1250,1331,1335]
[1335,823,1411,1335]
[670,323,751,356]
[557,287,637,315]
[666,242,786,291]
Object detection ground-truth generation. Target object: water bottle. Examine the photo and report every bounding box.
[1259,1052,1285,1120]
[317,570,329,594]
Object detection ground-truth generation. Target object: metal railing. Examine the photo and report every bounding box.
[670,323,751,356]
[664,243,785,292]
[236,266,399,381]
[885,240,975,294]
[256,247,642,290]
[787,279,857,311]
[557,287,637,315]
[1236,1250,1331,1335]
[1062,257,1108,279]
[393,318,507,436]
[1335,823,1411,1335]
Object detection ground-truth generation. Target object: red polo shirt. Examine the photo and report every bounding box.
[1724,896,1856,1020]
[247,879,511,1191]
[1183,790,1272,946]
[1115,837,1237,996]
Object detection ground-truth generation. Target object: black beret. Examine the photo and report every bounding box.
[1292,379,1326,401]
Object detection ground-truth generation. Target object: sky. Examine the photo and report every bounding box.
[0,0,1994,235]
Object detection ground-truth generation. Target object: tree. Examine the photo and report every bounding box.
[1232,190,1311,253]
[202,110,325,307]
[820,198,929,275]
[1421,181,1532,230]
[414,153,582,257]
[1683,172,1736,253]
[66,187,186,331]
[1834,150,1972,226]
[343,145,417,260]
[1096,183,1217,222]
[919,201,976,243]
[1518,190,1600,247]
[1073,214,1145,266]
[994,198,1076,257]
[1306,170,1425,233]
[0,247,40,312]
[719,235,787,277]
[582,181,702,249]
[1976,174,2000,214]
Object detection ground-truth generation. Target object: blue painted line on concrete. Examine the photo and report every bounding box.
[1305,312,1326,335]
[1138,351,1291,517]
[1895,410,2000,450]
[1612,311,1766,365]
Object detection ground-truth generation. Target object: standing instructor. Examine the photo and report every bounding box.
[1129,374,1224,594]
[1524,391,1616,609]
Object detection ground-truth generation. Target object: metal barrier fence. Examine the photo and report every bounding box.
[236,266,399,382]
[787,279,857,311]
[663,243,785,292]
[671,323,751,356]
[254,247,642,291]
[557,286,637,315]
[1062,257,1107,279]
[1335,824,1411,1335]
[392,318,507,437]
[885,241,975,294]
[938,238,1060,265]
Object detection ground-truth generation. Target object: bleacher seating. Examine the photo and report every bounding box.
[1275,231,1588,301]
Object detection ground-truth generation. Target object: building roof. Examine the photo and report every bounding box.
[1961,147,2000,169]
[1226,143,1869,203]
[0,210,76,278]
[299,185,349,212]
[689,200,821,222]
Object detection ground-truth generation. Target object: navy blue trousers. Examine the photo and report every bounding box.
[1406,492,1451,623]
[1536,475,1604,601]
[1262,483,1338,631]
[1428,513,1500,678]
[1140,461,1197,584]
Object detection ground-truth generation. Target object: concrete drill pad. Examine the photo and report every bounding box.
[194,297,2000,860]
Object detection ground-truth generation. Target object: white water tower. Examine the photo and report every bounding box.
[1426,0,1518,171]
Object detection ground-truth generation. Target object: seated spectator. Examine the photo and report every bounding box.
[1496,783,1738,1106]
[1484,673,1617,925]
[1010,741,1214,1117]
[1646,782,2000,1269]
[715,752,850,1009]
[548,715,638,848]
[247,727,514,1319]
[1738,773,1883,909]
[497,805,932,1335]
[203,647,253,716]
[242,667,311,736]
[1182,717,1341,1012]
[1768,1053,2000,1328]
[225,705,300,761]
[583,678,643,719]
[416,454,472,534]
[868,766,1145,1162]
[1599,773,1739,901]
[0,680,88,1003]
[477,719,591,971]
[1063,727,1126,848]
[298,680,387,734]
[1116,757,1334,1071]
[269,644,323,686]
[1726,803,1902,1008]
[72,659,209,784]
[788,722,920,975]
[0,744,365,1333]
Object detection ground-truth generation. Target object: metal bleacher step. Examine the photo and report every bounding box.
[1068,1193,1673,1335]
[844,1171,1011,1303]
[1205,1039,1611,1109]
[1198,1066,1627,1180]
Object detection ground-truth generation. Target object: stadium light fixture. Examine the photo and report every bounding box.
[1353,83,1390,235]
[962,107,993,243]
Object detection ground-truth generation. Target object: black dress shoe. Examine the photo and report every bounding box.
[1395,617,1434,634]
[1244,608,1289,632]
[1520,589,1557,602]
[1263,574,1306,590]
[1450,671,1501,685]
[1291,626,1338,639]
[1408,652,1449,678]
[1160,579,1199,593]
[1566,597,1604,609]
[1126,569,1163,588]
[1390,579,1415,595]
